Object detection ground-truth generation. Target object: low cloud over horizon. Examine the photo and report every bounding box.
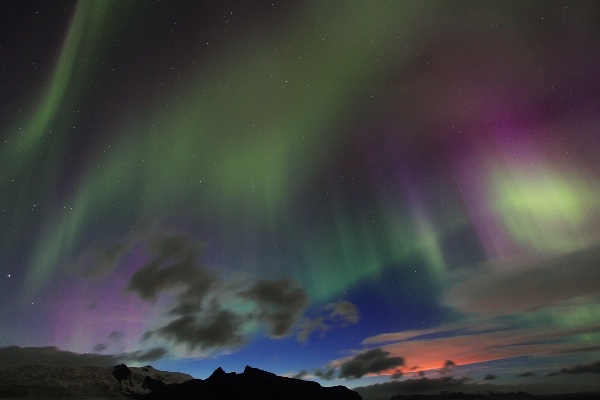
[352,358,600,400]
[0,345,166,368]
[326,318,600,377]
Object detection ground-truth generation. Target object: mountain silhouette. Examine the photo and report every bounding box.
[143,365,362,400]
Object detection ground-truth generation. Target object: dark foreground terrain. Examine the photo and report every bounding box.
[389,392,600,400]
[0,363,598,400]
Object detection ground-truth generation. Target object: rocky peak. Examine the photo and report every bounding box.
[242,365,277,380]
[209,366,226,378]
[206,366,237,383]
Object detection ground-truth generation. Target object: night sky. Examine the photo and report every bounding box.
[1,1,600,397]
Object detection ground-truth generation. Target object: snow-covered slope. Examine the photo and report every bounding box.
[0,365,121,398]
[116,364,194,396]
[0,364,193,399]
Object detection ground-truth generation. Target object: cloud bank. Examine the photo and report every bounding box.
[559,360,600,375]
[354,376,471,399]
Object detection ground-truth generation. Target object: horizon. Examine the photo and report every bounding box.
[1,1,600,398]
[1,355,599,399]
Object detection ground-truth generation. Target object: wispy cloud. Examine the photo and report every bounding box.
[352,321,600,374]
[362,323,462,345]
[362,321,504,345]
[298,301,360,342]
[444,244,600,315]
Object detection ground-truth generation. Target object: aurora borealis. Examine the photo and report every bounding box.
[1,0,600,397]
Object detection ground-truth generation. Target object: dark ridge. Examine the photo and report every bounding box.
[142,365,362,400]
[144,375,166,392]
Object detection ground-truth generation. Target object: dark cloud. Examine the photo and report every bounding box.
[517,372,535,377]
[314,367,336,380]
[124,347,168,362]
[126,233,215,303]
[444,244,600,315]
[440,360,455,375]
[483,374,497,380]
[66,231,313,354]
[124,233,310,352]
[298,300,360,342]
[239,278,308,337]
[292,370,308,379]
[93,343,107,352]
[324,301,360,324]
[0,346,119,368]
[559,360,600,374]
[297,317,328,342]
[69,224,187,280]
[354,376,471,399]
[146,232,202,259]
[339,348,405,379]
[70,241,131,278]
[128,257,215,303]
[155,310,246,351]
[391,371,403,380]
